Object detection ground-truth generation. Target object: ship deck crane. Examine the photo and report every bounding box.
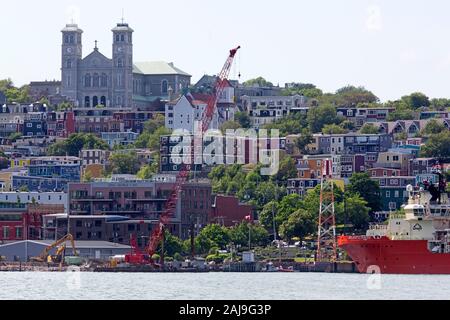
[144,46,241,264]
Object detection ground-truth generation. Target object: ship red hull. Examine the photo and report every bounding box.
[338,236,450,274]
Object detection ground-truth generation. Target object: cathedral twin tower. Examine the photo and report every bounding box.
[61,22,134,108]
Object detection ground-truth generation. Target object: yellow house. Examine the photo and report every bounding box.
[10,158,31,169]
[0,171,13,191]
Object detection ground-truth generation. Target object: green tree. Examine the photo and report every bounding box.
[143,114,165,134]
[430,98,450,111]
[360,123,380,134]
[307,104,341,133]
[8,132,22,142]
[334,85,379,107]
[47,133,109,157]
[259,194,303,233]
[160,231,184,257]
[229,222,270,248]
[337,194,370,230]
[282,83,323,98]
[137,158,159,180]
[275,156,297,183]
[243,77,273,87]
[340,120,356,131]
[279,209,315,243]
[109,152,140,175]
[220,120,241,134]
[195,224,231,254]
[234,112,251,128]
[421,131,450,159]
[402,92,430,109]
[0,79,13,92]
[422,119,446,136]
[295,129,313,154]
[347,173,381,212]
[322,124,348,134]
[5,85,30,103]
[263,113,308,135]
[19,185,29,192]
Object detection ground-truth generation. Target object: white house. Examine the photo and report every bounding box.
[165,94,219,133]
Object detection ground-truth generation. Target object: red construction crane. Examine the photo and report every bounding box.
[145,46,241,262]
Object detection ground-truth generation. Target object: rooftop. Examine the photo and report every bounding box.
[61,24,83,33]
[133,61,191,77]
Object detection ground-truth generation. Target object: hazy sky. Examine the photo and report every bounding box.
[1,0,450,101]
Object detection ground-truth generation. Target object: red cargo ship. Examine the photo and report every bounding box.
[339,171,450,274]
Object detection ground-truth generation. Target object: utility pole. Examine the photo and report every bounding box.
[272,203,277,242]
[190,222,195,259]
[248,223,251,251]
[160,226,165,269]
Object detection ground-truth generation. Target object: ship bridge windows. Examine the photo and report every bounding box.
[430,208,450,217]
[413,208,425,217]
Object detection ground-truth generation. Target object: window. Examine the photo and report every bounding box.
[95,220,102,227]
[161,80,168,94]
[76,221,82,228]
[93,96,99,107]
[389,202,397,210]
[66,59,72,69]
[394,191,400,198]
[85,96,90,108]
[93,73,99,87]
[26,123,33,128]
[115,34,120,42]
[121,34,125,42]
[85,74,91,87]
[101,96,106,106]
[3,227,9,239]
[118,58,123,67]
[386,191,391,198]
[100,74,108,87]
[15,227,22,239]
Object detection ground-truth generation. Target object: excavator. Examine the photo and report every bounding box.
[31,233,78,264]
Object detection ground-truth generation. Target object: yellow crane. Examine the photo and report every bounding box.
[31,234,78,263]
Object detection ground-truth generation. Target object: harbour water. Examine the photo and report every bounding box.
[0,272,450,300]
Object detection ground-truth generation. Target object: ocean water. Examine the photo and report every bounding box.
[0,272,449,300]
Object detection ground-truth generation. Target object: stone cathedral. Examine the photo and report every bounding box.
[60,21,191,109]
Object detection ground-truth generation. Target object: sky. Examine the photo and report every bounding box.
[1,0,450,102]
